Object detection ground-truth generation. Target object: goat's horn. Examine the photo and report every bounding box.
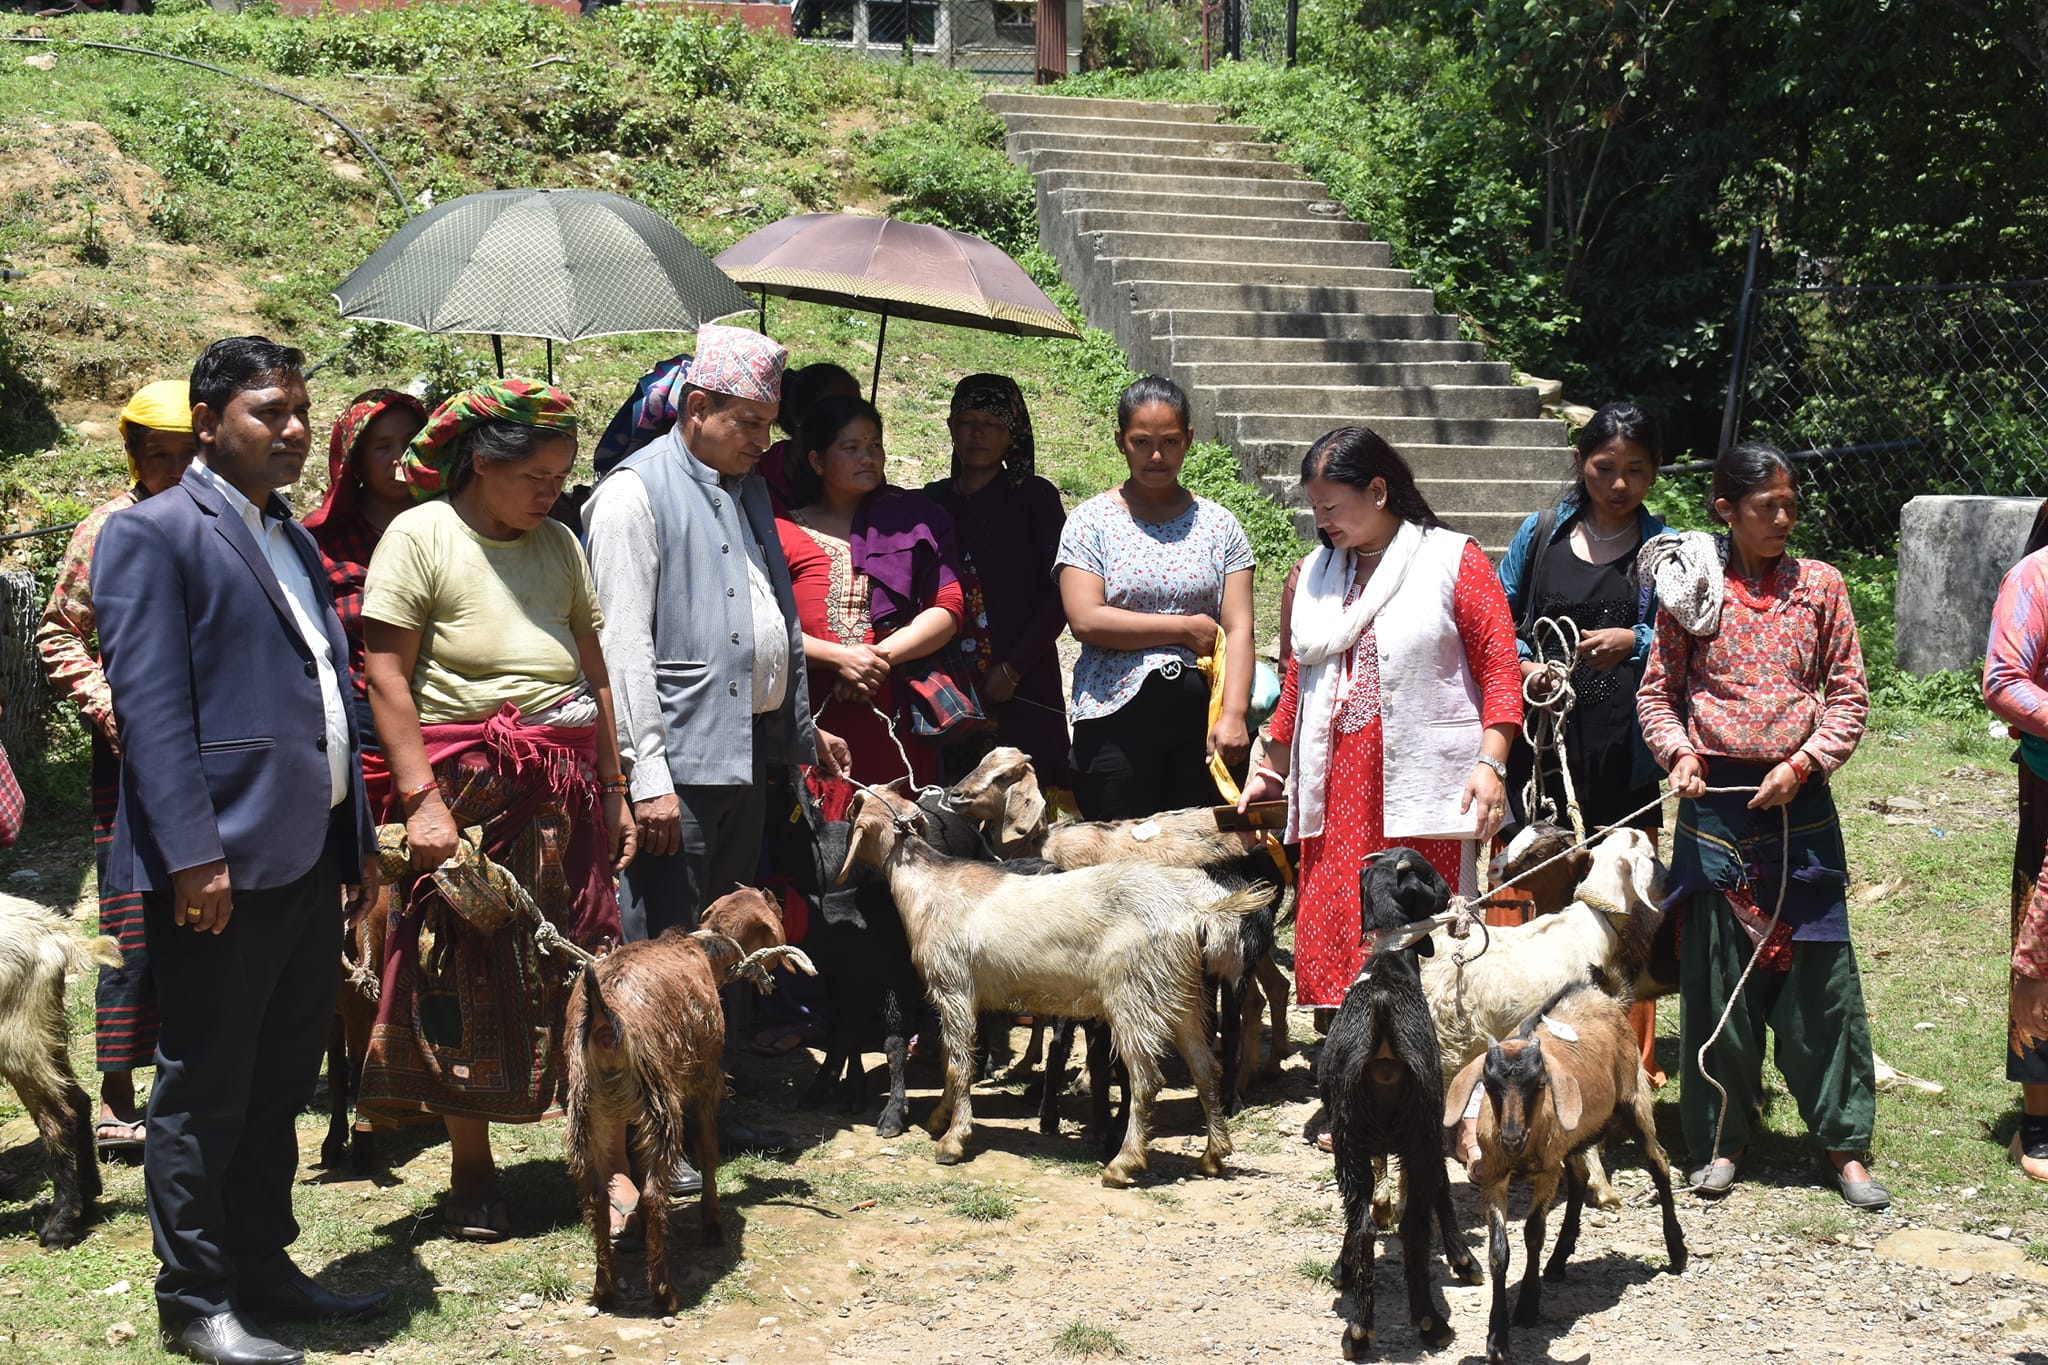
[735,944,818,980]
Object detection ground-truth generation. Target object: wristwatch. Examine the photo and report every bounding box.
[1473,754,1509,783]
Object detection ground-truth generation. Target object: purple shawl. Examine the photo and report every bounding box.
[851,486,961,625]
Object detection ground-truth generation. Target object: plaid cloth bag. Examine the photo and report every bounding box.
[0,742,23,848]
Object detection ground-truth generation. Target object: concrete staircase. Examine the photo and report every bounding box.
[984,92,1569,551]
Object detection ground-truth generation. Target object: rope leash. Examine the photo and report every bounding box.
[1521,615,1586,840]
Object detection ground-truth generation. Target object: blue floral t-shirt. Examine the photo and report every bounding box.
[1055,492,1255,721]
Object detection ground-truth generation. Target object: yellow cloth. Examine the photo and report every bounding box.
[361,500,602,725]
[116,379,192,481]
[117,380,190,435]
[1198,627,1292,887]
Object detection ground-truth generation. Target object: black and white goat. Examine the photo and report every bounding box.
[1319,849,1478,1358]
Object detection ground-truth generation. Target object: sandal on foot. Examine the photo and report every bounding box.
[2013,1117,2048,1182]
[750,1027,814,1057]
[94,1118,146,1154]
[443,1196,510,1243]
[608,1193,644,1252]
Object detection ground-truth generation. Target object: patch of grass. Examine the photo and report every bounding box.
[1265,1199,1338,1232]
[1137,1187,1184,1210]
[1295,1255,1335,1285]
[1052,1318,1130,1357]
[946,1183,1016,1221]
[2027,1239,2048,1266]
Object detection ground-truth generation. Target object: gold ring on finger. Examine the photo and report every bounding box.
[185,906,202,921]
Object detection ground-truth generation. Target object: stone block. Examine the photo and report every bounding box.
[1895,495,2042,674]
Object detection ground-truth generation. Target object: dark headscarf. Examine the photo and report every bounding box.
[593,352,689,475]
[948,373,1035,483]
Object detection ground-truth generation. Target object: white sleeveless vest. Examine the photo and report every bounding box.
[1372,527,1484,841]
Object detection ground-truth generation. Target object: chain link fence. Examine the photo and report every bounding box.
[1726,278,2048,552]
[1216,0,1292,64]
[793,0,1039,80]
[0,570,48,757]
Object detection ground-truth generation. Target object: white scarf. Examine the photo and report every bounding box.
[1285,519,1425,842]
[1638,530,1725,637]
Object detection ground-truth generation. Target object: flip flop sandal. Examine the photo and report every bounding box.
[94,1119,145,1154]
[443,1196,511,1243]
[609,1193,644,1252]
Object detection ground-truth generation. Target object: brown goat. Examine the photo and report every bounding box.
[1444,983,1685,1363]
[0,901,121,1246]
[565,887,814,1313]
[321,886,391,1174]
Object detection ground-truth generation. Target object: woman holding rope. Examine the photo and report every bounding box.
[1237,427,1521,1048]
[777,395,965,803]
[358,381,638,1241]
[1636,441,1883,1209]
[1496,400,1669,1084]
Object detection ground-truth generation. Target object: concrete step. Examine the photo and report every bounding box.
[1228,439,1564,482]
[984,94,1226,124]
[1243,442,1571,482]
[1027,148,1305,182]
[1159,334,1487,365]
[1007,131,1280,162]
[1101,256,1415,290]
[1210,383,1540,420]
[998,112,1261,143]
[1038,172,1335,205]
[1127,280,1437,313]
[1220,411,1567,448]
[1067,207,1372,242]
[1257,473,1560,518]
[1176,360,1516,390]
[1143,309,1464,342]
[1081,229,1393,269]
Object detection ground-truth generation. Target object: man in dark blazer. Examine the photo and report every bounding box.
[94,337,385,1365]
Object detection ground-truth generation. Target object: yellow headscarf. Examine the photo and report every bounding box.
[116,380,193,482]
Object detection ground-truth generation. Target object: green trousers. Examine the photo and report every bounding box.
[1678,893,1877,1161]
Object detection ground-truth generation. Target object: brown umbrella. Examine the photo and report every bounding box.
[713,213,1079,397]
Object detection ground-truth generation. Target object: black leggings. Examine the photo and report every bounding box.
[1069,666,1222,821]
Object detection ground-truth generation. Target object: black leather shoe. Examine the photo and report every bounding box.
[160,1311,303,1365]
[239,1268,390,1322]
[716,1118,791,1154]
[668,1156,705,1198]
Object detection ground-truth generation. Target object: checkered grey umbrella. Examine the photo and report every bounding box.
[332,189,753,343]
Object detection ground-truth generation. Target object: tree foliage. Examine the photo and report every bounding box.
[1358,0,2048,456]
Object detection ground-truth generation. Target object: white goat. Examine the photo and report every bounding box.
[1421,825,1666,1211]
[837,789,1263,1187]
[0,901,121,1246]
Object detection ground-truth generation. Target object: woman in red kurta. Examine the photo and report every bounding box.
[777,396,964,805]
[1242,429,1521,1012]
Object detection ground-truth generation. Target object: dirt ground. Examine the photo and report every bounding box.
[415,1025,2048,1365]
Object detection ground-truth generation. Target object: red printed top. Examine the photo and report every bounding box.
[33,489,138,742]
[1636,555,1868,777]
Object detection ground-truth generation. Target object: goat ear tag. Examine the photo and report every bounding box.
[1541,1016,1579,1043]
[1131,820,1161,842]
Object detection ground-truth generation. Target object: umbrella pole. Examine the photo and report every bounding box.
[758,289,768,335]
[546,337,554,385]
[492,334,505,379]
[870,303,888,402]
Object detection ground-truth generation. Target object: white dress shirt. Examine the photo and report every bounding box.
[194,460,352,808]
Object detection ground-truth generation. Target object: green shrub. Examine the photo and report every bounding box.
[1082,2,1195,74]
[1183,441,1308,581]
[863,125,1034,255]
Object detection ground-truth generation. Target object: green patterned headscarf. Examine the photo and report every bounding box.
[402,378,577,498]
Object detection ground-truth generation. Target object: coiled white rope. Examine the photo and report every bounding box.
[1522,615,1586,841]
